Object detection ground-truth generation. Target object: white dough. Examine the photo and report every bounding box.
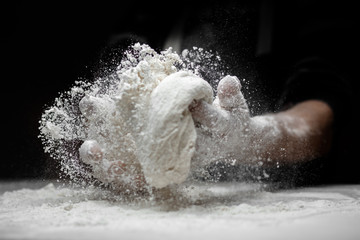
[139,71,213,188]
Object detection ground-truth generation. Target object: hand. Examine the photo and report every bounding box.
[189,75,252,175]
[79,139,146,191]
[78,96,147,193]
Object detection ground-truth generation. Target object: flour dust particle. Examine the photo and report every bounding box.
[39,43,225,197]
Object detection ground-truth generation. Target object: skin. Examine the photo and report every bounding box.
[189,76,334,167]
[79,75,334,187]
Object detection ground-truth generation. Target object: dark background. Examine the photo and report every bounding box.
[2,1,358,182]
[2,1,185,179]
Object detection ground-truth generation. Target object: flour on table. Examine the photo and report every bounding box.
[39,43,221,193]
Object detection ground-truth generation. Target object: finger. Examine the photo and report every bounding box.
[107,161,146,189]
[217,75,249,114]
[107,161,127,176]
[133,174,146,189]
[79,140,103,165]
[189,99,229,131]
[79,96,98,119]
[79,95,113,120]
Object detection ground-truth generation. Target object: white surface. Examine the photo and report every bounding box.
[1,181,360,240]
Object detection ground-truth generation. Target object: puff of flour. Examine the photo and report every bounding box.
[138,71,213,188]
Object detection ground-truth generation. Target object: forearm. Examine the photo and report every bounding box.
[190,76,334,169]
[240,100,333,166]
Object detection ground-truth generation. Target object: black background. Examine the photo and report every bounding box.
[2,1,359,182]
[2,1,185,179]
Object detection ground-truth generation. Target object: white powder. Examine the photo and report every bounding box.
[39,42,309,197]
[39,43,223,194]
[1,181,360,240]
[140,71,213,188]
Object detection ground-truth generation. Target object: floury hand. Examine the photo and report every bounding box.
[189,73,334,181]
[78,96,146,192]
[190,75,250,135]
[189,75,253,173]
[79,139,146,189]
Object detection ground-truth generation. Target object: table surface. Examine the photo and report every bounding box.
[1,180,360,240]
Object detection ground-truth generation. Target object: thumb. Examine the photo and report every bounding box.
[189,100,228,130]
[217,75,249,115]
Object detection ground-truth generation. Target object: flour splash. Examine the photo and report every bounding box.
[39,43,225,196]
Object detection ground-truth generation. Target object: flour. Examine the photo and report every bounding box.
[39,43,223,194]
[140,71,213,188]
[1,181,360,240]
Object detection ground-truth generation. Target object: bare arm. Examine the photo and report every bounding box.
[190,76,334,168]
[250,100,333,165]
